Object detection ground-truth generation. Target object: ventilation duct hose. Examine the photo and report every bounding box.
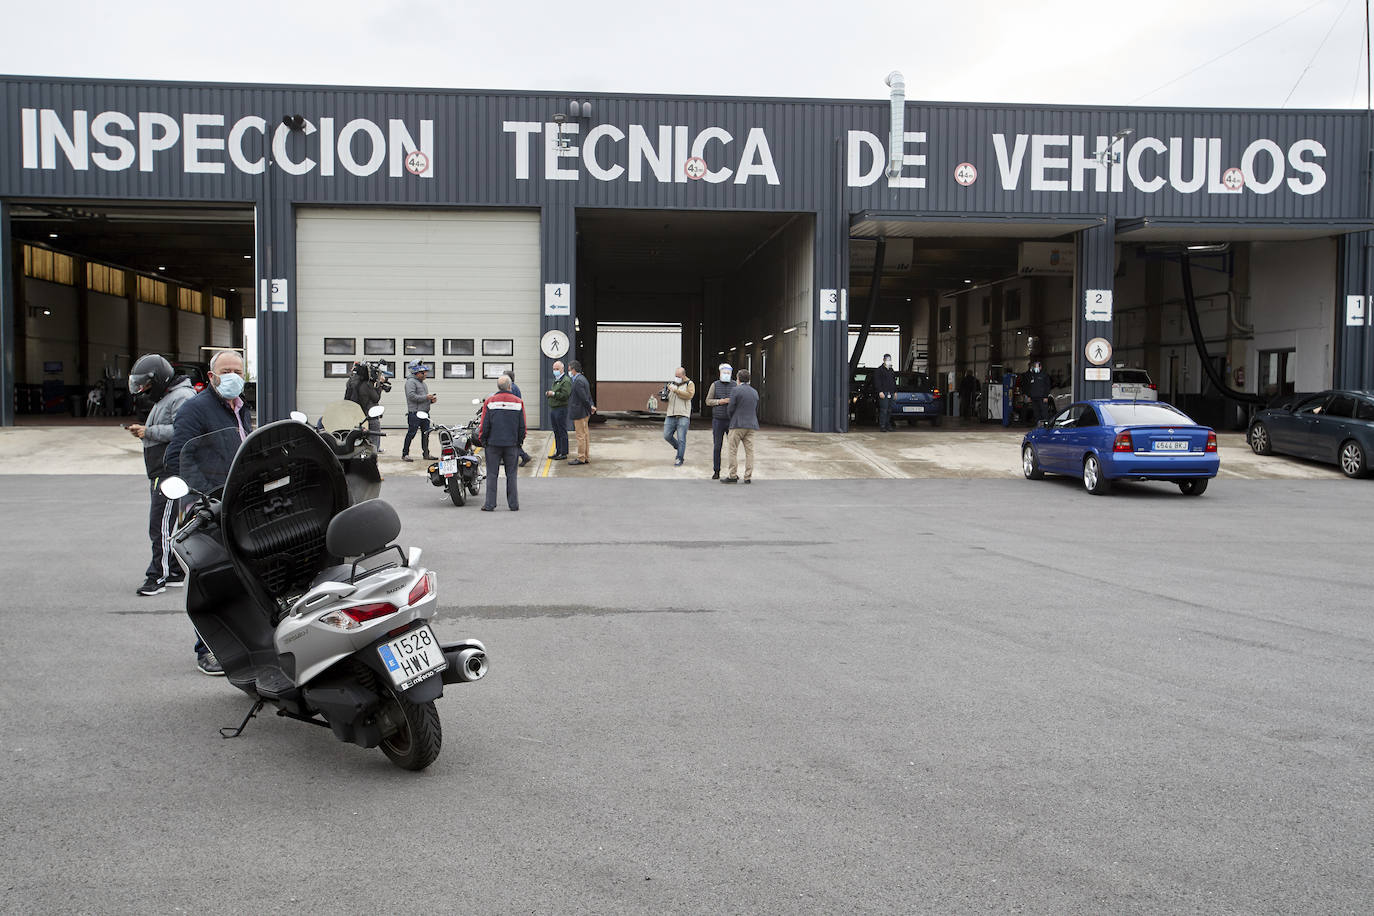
[885,72,905,179]
[1179,250,1265,406]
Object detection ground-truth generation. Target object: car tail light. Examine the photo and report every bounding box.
[1113,431,1133,452]
[407,570,436,606]
[1205,431,1217,452]
[1148,383,1158,390]
[321,602,398,630]
[932,388,941,396]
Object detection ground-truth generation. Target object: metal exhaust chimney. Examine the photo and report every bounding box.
[884,71,905,179]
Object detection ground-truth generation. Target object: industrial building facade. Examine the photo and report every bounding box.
[1,75,1371,430]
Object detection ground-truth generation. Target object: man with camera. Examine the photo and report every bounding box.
[661,366,696,467]
[345,360,391,451]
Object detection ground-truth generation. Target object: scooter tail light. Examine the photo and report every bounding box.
[1206,431,1218,452]
[407,570,436,606]
[320,602,399,629]
[441,447,456,459]
[1113,431,1133,452]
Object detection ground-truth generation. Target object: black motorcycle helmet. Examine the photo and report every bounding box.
[128,354,174,401]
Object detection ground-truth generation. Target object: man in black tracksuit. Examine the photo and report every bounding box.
[477,375,526,511]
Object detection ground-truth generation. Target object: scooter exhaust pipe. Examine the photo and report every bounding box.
[441,642,488,683]
[455,648,487,681]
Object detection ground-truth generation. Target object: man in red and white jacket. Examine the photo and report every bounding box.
[477,375,527,511]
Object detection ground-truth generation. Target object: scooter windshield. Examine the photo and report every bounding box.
[178,428,244,495]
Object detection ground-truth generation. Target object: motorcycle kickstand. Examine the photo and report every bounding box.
[220,699,266,739]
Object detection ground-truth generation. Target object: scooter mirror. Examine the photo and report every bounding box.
[160,476,190,500]
[368,405,386,418]
[289,410,308,423]
[416,411,429,420]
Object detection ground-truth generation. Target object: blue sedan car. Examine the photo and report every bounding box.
[1021,400,1219,495]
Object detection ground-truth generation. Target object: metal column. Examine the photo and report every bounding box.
[1074,221,1115,401]
[0,200,13,427]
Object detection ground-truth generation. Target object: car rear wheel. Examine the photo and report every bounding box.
[1178,478,1208,496]
[1339,439,1367,478]
[1082,454,1111,495]
[1022,444,1044,480]
[1249,422,1272,455]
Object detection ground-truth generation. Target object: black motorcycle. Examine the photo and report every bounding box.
[294,400,385,505]
[422,401,484,507]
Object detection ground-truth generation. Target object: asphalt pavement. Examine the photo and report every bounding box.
[1,473,1371,914]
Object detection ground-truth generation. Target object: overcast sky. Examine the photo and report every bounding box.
[2,0,1370,110]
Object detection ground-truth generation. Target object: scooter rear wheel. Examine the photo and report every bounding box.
[379,686,442,771]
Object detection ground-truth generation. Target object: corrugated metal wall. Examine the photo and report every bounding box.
[3,76,1371,423]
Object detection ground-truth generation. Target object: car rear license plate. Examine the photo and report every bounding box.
[902,406,925,413]
[378,624,447,690]
[1153,440,1188,451]
[439,458,458,475]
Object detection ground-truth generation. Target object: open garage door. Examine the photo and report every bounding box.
[848,214,1102,427]
[295,209,541,427]
[576,209,814,428]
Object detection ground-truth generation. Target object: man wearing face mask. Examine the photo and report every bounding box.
[661,366,695,467]
[544,360,571,461]
[874,353,897,432]
[702,362,736,480]
[163,349,253,676]
[1025,360,1052,425]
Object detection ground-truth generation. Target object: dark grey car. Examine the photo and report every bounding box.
[1248,389,1374,478]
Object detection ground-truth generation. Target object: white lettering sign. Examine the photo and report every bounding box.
[820,289,838,321]
[1085,289,1113,322]
[1347,295,1366,327]
[22,108,434,178]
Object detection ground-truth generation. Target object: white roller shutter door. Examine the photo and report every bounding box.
[295,208,542,429]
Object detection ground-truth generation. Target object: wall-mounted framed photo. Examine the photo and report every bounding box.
[364,338,395,355]
[444,338,474,356]
[324,337,356,355]
[483,361,514,379]
[324,361,353,378]
[482,338,514,356]
[404,338,435,356]
[443,361,474,379]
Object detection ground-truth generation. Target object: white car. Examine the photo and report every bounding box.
[1050,370,1157,411]
[1112,368,1158,401]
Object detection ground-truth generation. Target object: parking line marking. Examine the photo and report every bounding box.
[540,433,556,477]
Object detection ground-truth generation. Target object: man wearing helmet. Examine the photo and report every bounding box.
[127,354,197,598]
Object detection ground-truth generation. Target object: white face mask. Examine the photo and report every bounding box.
[720,370,732,381]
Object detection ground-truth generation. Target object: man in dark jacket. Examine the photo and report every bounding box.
[544,359,571,461]
[958,369,979,420]
[1025,361,1052,424]
[162,348,252,677]
[702,362,736,479]
[874,354,897,431]
[722,368,760,484]
[505,368,533,467]
[165,349,253,485]
[566,360,595,466]
[478,375,526,511]
[345,361,386,451]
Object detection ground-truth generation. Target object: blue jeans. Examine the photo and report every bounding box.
[878,395,893,430]
[402,411,431,456]
[663,415,689,461]
[549,406,569,456]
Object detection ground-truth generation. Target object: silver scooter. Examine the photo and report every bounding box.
[163,418,487,771]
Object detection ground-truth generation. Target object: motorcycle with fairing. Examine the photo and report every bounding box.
[163,419,487,770]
